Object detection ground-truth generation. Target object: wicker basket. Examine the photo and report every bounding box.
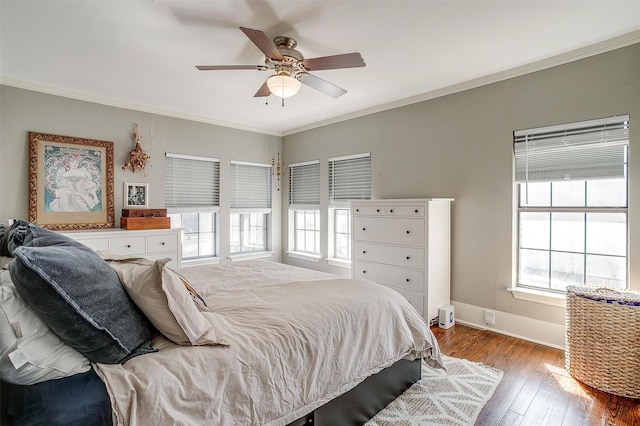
[565,286,640,399]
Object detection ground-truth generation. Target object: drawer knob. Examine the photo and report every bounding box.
[362,227,366,231]
[161,242,165,245]
[126,244,131,248]
[406,256,410,260]
[406,278,410,282]
[362,250,367,254]
[406,230,410,234]
[362,270,367,274]
[414,209,419,213]
[390,209,394,213]
[356,208,359,212]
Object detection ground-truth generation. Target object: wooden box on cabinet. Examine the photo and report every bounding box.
[351,198,453,322]
[121,208,167,218]
[120,217,171,230]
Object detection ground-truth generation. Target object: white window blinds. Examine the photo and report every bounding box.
[329,153,371,203]
[230,161,272,209]
[514,115,629,182]
[165,153,220,208]
[289,161,320,206]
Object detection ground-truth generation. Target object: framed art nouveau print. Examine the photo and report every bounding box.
[28,131,115,230]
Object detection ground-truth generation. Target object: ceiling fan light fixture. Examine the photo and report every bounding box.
[267,74,301,98]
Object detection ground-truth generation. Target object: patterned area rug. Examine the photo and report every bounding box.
[366,355,503,425]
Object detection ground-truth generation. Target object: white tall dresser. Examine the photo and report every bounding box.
[351,198,453,322]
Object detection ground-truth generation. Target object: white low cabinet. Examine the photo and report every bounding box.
[60,228,182,269]
[351,199,452,322]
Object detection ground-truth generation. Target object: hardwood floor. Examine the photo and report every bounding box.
[430,324,640,426]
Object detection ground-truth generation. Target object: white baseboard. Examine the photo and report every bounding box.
[450,301,566,350]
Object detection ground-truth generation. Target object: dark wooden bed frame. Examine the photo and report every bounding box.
[1,358,421,425]
[288,358,421,426]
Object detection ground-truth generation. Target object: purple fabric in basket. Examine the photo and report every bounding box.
[568,285,640,307]
[577,294,640,307]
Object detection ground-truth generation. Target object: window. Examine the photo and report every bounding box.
[229,161,271,254]
[293,210,320,254]
[332,208,351,259]
[328,153,371,260]
[289,161,320,255]
[169,212,216,259]
[230,213,267,254]
[165,153,219,260]
[514,116,629,293]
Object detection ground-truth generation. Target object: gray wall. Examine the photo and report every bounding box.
[281,43,640,327]
[0,86,282,260]
[1,43,637,336]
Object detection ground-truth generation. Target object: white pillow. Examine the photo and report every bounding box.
[0,256,11,269]
[0,269,90,385]
[98,252,227,346]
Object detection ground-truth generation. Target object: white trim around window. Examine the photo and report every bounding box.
[286,250,322,262]
[167,206,220,214]
[507,287,566,307]
[512,115,629,300]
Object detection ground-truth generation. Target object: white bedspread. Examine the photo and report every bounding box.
[94,261,443,426]
[178,259,337,289]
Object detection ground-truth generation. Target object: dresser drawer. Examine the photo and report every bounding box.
[391,287,424,317]
[354,261,424,293]
[109,236,146,255]
[354,242,425,269]
[60,228,182,269]
[352,204,385,216]
[74,237,110,252]
[386,205,424,217]
[147,234,178,254]
[353,217,425,246]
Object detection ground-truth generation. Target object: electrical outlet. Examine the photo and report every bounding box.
[484,310,496,325]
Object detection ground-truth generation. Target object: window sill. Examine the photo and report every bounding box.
[286,251,322,263]
[228,251,273,261]
[326,258,351,269]
[180,257,222,268]
[507,287,566,308]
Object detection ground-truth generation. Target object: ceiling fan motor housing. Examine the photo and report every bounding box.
[273,36,303,60]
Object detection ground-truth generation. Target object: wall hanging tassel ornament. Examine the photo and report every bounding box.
[122,123,150,176]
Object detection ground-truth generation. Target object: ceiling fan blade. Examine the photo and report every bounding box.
[239,26,283,60]
[254,80,271,97]
[300,73,347,98]
[301,52,366,71]
[196,65,263,71]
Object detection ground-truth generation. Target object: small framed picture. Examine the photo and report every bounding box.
[124,182,149,209]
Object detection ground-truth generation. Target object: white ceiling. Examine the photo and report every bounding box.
[1,1,639,136]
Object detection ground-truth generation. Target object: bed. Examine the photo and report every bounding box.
[0,220,443,425]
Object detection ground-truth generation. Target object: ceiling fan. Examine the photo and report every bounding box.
[196,27,366,100]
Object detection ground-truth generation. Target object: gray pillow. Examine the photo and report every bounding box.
[8,222,155,364]
[6,220,33,255]
[0,224,11,257]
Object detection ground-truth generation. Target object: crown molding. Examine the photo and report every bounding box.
[2,31,638,138]
[0,77,282,137]
[281,31,640,137]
